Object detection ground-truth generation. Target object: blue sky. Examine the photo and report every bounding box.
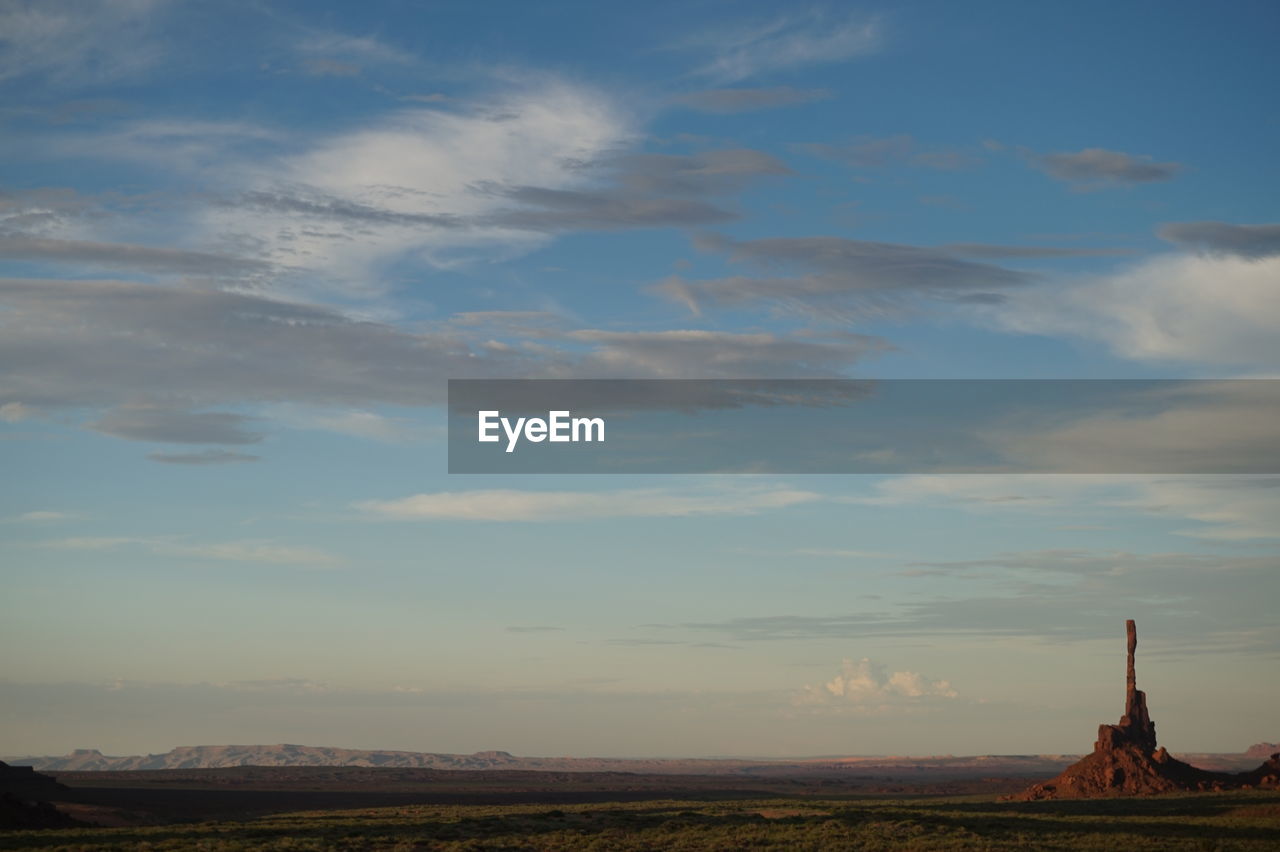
[1,0,1278,758]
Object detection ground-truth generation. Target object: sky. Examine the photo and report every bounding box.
[1,0,1278,759]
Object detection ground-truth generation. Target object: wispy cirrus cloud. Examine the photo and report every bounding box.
[938,243,1133,259]
[598,148,791,197]
[200,80,636,285]
[657,232,1029,318]
[679,10,881,84]
[0,277,531,412]
[38,535,339,566]
[90,405,264,445]
[263,405,420,443]
[1157,221,1280,259]
[0,0,171,86]
[220,146,788,266]
[294,32,414,65]
[294,30,414,77]
[798,134,979,171]
[147,449,260,465]
[0,233,272,277]
[0,277,882,441]
[44,119,287,174]
[562,328,885,378]
[10,86,792,304]
[356,484,820,522]
[10,511,75,522]
[671,86,831,113]
[861,474,1280,541]
[14,82,638,294]
[1033,147,1182,187]
[479,186,736,231]
[671,548,1280,656]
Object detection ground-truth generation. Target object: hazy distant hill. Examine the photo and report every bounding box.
[8,743,1268,776]
[9,745,1072,776]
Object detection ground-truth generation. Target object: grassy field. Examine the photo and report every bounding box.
[3,790,1278,851]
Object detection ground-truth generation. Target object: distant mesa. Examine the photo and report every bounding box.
[8,745,536,773]
[1017,619,1280,800]
[1245,742,1280,761]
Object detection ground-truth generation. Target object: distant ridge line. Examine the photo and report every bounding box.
[6,743,1271,776]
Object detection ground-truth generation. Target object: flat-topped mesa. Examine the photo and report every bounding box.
[1096,619,1158,753]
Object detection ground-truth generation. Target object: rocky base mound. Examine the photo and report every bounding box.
[1020,744,1232,800]
[0,792,82,830]
[0,761,82,830]
[1021,746,1280,801]
[1018,620,1280,800]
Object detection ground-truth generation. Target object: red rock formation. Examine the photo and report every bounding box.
[1017,620,1279,800]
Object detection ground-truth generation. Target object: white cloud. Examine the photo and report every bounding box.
[795,657,957,712]
[357,484,820,522]
[995,253,1280,369]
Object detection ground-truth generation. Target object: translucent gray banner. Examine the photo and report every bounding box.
[447,379,1280,474]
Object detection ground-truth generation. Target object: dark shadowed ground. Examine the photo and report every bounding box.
[38,765,1031,824]
[1,788,1278,851]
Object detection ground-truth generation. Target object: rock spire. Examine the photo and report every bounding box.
[1016,619,1280,800]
